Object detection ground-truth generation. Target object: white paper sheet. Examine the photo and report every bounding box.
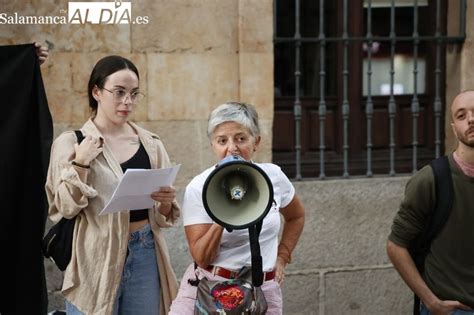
[99,164,181,215]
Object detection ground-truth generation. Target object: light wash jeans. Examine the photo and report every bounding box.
[66,224,161,315]
[420,303,474,315]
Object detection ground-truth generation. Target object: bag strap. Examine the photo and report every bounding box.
[188,262,200,286]
[249,220,264,287]
[74,130,85,144]
[426,155,454,244]
[412,155,453,315]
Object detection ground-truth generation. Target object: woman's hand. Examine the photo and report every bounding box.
[74,135,103,166]
[275,195,305,285]
[275,256,288,284]
[151,186,176,216]
[34,42,49,65]
[185,223,224,267]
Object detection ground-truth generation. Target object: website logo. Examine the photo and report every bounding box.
[0,0,149,25]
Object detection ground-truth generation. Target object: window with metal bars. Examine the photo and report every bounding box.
[273,0,466,179]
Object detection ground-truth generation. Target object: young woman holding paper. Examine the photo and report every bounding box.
[45,55,180,315]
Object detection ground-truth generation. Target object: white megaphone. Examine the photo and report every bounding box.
[202,155,274,231]
[202,155,274,287]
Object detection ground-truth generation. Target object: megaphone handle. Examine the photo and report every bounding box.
[248,224,263,287]
[256,219,263,236]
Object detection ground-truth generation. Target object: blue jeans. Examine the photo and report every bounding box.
[66,224,161,315]
[420,303,474,315]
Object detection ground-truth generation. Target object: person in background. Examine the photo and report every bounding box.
[169,102,305,314]
[387,90,474,315]
[45,55,180,315]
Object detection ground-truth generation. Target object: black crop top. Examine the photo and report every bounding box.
[120,142,151,222]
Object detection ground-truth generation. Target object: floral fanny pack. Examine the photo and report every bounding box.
[190,266,268,315]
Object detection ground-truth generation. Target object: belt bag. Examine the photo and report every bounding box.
[42,217,75,271]
[194,266,268,315]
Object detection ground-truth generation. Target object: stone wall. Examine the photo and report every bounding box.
[2,0,474,314]
[283,179,412,314]
[0,0,274,187]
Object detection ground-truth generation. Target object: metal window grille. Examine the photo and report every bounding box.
[274,0,466,179]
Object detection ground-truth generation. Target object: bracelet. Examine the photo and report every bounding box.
[71,160,90,169]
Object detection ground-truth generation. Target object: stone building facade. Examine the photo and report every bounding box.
[1,0,473,313]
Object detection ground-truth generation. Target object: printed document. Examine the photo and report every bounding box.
[99,164,181,215]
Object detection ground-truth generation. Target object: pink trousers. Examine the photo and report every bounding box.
[169,263,283,314]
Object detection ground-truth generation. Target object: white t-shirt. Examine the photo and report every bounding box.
[182,163,295,271]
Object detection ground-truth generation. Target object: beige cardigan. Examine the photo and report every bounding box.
[46,119,179,315]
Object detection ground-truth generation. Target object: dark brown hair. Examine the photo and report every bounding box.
[87,55,139,113]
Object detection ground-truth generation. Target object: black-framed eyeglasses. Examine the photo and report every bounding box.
[102,87,145,104]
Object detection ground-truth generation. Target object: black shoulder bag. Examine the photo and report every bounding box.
[42,130,84,271]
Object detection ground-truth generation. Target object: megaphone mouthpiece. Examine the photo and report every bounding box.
[230,185,245,200]
[224,171,248,201]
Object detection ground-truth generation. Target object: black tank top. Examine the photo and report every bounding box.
[120,142,151,222]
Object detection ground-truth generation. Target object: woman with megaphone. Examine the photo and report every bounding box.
[170,102,305,314]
